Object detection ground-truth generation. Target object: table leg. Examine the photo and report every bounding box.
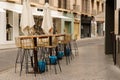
[34,49,39,73]
[33,38,39,73]
[49,36,52,56]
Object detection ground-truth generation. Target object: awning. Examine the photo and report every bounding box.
[0,1,70,19]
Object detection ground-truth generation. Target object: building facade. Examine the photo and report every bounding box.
[0,0,104,46]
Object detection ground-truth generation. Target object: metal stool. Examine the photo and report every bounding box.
[71,39,79,56]
[57,34,72,65]
[15,37,22,73]
[39,35,62,74]
[19,36,35,76]
[37,36,49,73]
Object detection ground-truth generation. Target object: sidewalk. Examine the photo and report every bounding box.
[0,44,16,50]
[0,38,120,80]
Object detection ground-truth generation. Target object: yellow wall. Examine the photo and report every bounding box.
[55,19,61,33]
[74,22,80,40]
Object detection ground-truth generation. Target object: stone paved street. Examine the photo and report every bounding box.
[0,38,120,80]
[0,49,17,72]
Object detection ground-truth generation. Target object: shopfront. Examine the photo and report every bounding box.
[95,12,105,36]
[81,15,91,38]
[61,12,74,39]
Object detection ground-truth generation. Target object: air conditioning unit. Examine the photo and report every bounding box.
[115,9,120,35]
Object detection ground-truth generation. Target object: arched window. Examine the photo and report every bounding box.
[45,0,49,3]
[58,0,61,8]
[97,1,100,13]
[82,0,88,13]
[102,3,104,12]
[91,0,94,11]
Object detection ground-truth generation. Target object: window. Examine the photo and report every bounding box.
[91,0,94,11]
[102,3,104,12]
[58,0,65,9]
[45,0,49,3]
[85,0,88,13]
[82,0,88,13]
[58,0,61,8]
[97,1,100,13]
[64,0,67,9]
[6,10,13,41]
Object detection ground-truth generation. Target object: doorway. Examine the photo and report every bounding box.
[64,21,71,34]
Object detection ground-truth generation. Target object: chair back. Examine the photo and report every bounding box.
[37,36,49,47]
[37,35,58,47]
[20,37,35,49]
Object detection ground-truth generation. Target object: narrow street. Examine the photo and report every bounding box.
[0,37,120,80]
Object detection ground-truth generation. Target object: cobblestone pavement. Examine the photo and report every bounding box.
[0,38,120,80]
[0,49,17,72]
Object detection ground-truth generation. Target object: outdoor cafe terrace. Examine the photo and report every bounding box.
[14,33,78,76]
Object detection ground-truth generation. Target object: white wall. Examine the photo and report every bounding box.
[117,0,120,9]
[0,12,6,44]
[0,10,19,44]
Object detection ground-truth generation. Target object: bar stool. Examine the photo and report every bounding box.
[71,37,79,56]
[57,34,72,65]
[65,34,72,64]
[37,36,49,73]
[19,36,35,76]
[15,37,22,73]
[38,35,62,74]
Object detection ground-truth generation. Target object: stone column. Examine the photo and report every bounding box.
[67,0,70,9]
[87,0,91,14]
[79,0,82,13]
[53,0,58,7]
[70,0,74,10]
[89,0,92,15]
[61,0,64,8]
[93,0,97,15]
